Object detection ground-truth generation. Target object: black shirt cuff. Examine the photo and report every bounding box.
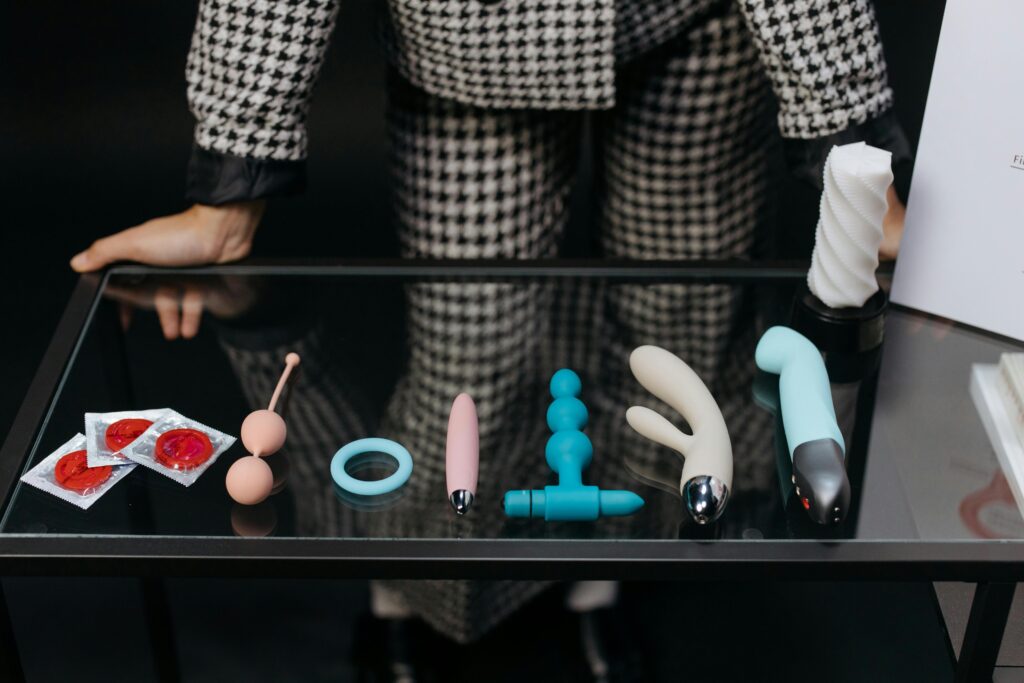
[185,146,306,205]
[783,108,913,200]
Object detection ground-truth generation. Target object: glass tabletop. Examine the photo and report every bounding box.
[2,264,1023,553]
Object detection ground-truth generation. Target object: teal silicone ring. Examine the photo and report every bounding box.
[331,438,413,496]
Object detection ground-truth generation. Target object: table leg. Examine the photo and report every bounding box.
[142,578,181,683]
[0,581,25,682]
[954,581,1016,683]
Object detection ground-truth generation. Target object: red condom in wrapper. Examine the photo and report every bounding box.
[105,418,154,452]
[21,434,136,509]
[54,450,112,491]
[85,409,169,467]
[155,428,214,471]
[120,411,235,486]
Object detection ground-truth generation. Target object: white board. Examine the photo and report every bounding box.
[890,0,1024,341]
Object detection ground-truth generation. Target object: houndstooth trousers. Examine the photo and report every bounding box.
[390,2,775,263]
[221,3,778,643]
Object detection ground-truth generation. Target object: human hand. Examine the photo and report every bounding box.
[879,185,905,261]
[70,201,266,272]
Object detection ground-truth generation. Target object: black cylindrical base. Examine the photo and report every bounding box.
[791,284,887,354]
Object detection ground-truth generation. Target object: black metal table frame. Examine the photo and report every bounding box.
[1,261,1020,682]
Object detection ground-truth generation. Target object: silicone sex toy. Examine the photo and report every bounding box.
[807,142,893,310]
[226,353,300,505]
[627,346,733,524]
[331,438,413,497]
[755,326,850,525]
[446,393,479,514]
[503,369,644,521]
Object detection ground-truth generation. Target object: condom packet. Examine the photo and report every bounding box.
[20,433,137,510]
[85,408,171,467]
[120,409,236,486]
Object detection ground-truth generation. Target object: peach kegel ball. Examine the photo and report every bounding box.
[225,455,275,505]
[226,352,300,505]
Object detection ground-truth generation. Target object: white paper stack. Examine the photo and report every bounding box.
[998,354,1024,451]
[971,355,1024,518]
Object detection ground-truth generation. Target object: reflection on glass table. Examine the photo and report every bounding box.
[4,267,1022,547]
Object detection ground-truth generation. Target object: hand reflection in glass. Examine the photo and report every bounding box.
[103,275,260,340]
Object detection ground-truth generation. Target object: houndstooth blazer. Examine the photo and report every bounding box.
[184,0,906,204]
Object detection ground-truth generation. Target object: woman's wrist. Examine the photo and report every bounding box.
[188,200,266,263]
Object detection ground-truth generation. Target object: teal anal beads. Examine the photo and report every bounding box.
[504,369,645,521]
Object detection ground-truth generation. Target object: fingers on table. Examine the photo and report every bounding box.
[72,229,141,272]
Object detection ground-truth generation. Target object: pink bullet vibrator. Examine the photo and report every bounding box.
[446,393,479,514]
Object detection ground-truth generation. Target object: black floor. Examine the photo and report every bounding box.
[3,578,955,682]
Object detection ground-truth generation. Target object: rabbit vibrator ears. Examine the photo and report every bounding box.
[627,346,733,524]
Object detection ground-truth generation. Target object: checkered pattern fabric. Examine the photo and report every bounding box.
[599,7,776,261]
[185,0,895,162]
[216,5,788,642]
[735,0,894,138]
[206,0,892,644]
[186,0,341,161]
[388,79,578,260]
[612,0,721,62]
[373,8,782,637]
[391,7,776,264]
[385,0,617,110]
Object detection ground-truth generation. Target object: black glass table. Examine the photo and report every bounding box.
[2,261,1022,680]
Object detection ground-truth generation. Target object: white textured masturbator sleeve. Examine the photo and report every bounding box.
[807,142,893,308]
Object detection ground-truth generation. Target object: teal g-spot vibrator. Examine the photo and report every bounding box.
[755,326,850,525]
[503,369,644,521]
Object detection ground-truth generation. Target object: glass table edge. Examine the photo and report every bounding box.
[0,260,805,522]
[1,262,1021,565]
[0,272,107,524]
[0,536,1022,582]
